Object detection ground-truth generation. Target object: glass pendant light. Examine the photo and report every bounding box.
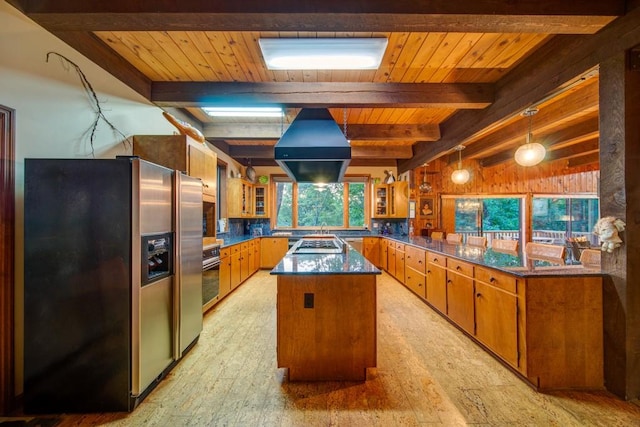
[451,145,470,185]
[419,163,432,193]
[514,108,546,167]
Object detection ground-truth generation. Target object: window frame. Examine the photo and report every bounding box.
[270,174,371,230]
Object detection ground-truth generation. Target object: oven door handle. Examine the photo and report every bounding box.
[203,257,221,271]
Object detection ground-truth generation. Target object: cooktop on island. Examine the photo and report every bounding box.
[289,236,346,254]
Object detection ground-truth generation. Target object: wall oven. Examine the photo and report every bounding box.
[202,243,221,311]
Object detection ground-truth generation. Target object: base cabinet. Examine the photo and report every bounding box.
[384,239,603,391]
[219,247,232,298]
[394,243,405,282]
[363,237,380,267]
[426,252,447,314]
[446,259,475,334]
[404,245,426,299]
[379,239,388,271]
[474,267,519,367]
[240,242,250,283]
[260,237,289,268]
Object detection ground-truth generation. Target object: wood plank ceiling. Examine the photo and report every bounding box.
[6,1,627,170]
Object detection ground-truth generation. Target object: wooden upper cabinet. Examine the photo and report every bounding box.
[389,181,408,218]
[227,178,253,218]
[227,179,268,218]
[253,185,268,218]
[133,135,217,201]
[372,181,408,218]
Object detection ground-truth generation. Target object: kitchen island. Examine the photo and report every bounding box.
[271,238,381,381]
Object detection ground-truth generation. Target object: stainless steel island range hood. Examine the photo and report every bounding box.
[275,108,351,183]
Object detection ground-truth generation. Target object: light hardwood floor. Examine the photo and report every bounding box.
[48,271,640,425]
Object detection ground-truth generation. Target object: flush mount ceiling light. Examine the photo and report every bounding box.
[202,106,283,118]
[259,38,388,70]
[451,145,470,185]
[514,107,546,167]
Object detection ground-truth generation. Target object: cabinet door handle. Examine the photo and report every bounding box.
[489,277,496,283]
[427,270,431,274]
[433,258,438,263]
[447,279,452,284]
[418,260,423,264]
[456,266,461,271]
[476,293,482,298]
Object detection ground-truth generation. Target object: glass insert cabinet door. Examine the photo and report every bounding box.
[254,186,267,217]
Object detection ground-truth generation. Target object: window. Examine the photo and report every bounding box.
[453,197,523,244]
[274,180,293,227]
[273,177,368,229]
[532,196,599,245]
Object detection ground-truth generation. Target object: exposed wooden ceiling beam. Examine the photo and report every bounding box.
[480,121,599,168]
[399,6,640,172]
[568,152,600,167]
[205,124,284,140]
[204,122,440,141]
[445,79,599,163]
[347,124,440,141]
[51,31,152,99]
[546,138,599,162]
[6,1,621,33]
[151,82,494,109]
[225,144,413,160]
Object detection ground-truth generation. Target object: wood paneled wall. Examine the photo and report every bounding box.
[410,157,599,234]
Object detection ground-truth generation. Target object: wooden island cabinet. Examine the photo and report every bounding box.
[271,245,380,381]
[381,237,603,391]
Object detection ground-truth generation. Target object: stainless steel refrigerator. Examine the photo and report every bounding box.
[174,171,204,358]
[23,157,203,413]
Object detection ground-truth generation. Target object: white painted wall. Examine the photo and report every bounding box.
[0,1,400,397]
[0,2,243,396]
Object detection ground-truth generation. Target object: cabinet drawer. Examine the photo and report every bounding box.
[427,252,446,267]
[220,247,230,258]
[448,259,474,277]
[405,267,426,299]
[475,267,517,293]
[405,245,426,274]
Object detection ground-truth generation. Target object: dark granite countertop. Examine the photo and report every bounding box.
[271,246,381,275]
[370,235,603,278]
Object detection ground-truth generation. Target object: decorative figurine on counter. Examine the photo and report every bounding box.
[593,216,626,252]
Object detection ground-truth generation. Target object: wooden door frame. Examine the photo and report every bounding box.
[0,105,15,414]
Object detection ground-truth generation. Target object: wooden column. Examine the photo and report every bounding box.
[599,47,640,400]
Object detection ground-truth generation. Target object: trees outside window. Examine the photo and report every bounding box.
[274,177,367,229]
